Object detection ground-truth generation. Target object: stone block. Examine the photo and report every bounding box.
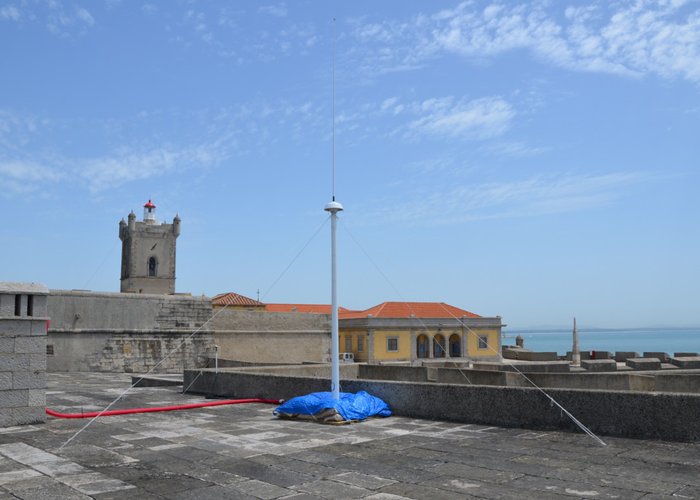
[0,373,12,391]
[29,354,46,371]
[13,371,46,390]
[27,389,45,407]
[644,352,670,362]
[566,351,591,361]
[590,351,612,360]
[0,409,13,427]
[669,356,700,369]
[626,358,662,370]
[674,352,698,358]
[0,338,14,354]
[615,351,639,362]
[0,320,33,337]
[0,354,29,372]
[516,351,558,361]
[0,389,28,408]
[581,359,617,372]
[11,406,45,425]
[14,337,45,354]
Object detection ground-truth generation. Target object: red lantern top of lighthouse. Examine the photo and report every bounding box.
[143,199,157,223]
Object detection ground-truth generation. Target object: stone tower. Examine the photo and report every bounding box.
[119,200,181,294]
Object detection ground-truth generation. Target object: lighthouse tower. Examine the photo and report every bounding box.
[119,200,181,294]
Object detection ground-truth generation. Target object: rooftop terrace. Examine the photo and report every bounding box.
[0,372,697,499]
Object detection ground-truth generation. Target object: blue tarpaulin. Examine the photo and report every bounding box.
[274,391,391,423]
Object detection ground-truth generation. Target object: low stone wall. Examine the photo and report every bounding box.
[358,365,428,382]
[437,369,658,392]
[184,368,700,441]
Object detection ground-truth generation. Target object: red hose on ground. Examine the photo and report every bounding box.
[46,398,282,419]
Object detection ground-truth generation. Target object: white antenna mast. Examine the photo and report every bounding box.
[325,17,343,400]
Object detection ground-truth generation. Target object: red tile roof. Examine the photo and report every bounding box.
[265,304,354,314]
[340,302,481,319]
[212,292,264,307]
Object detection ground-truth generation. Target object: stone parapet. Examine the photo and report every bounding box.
[626,357,662,370]
[0,282,48,426]
[581,359,617,372]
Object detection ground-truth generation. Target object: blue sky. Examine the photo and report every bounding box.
[1,0,699,329]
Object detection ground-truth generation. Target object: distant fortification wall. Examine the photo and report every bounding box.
[210,309,331,364]
[47,292,332,372]
[47,290,214,373]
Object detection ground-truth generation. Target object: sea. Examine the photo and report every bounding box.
[502,327,700,356]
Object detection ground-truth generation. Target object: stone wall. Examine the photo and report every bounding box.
[47,290,214,373]
[211,309,331,364]
[0,282,48,426]
[184,367,700,442]
[47,291,333,372]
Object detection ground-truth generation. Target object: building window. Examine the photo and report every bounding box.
[478,334,489,350]
[14,295,21,316]
[148,256,158,277]
[344,335,352,352]
[27,295,34,317]
[387,337,399,352]
[46,344,54,356]
[357,335,364,352]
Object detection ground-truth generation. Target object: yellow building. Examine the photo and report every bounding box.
[340,302,503,363]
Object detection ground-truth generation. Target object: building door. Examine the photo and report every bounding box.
[416,335,429,358]
[433,335,446,358]
[449,334,461,357]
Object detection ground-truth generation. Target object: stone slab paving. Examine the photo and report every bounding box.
[0,373,695,499]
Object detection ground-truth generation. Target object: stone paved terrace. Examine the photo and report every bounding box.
[0,373,697,499]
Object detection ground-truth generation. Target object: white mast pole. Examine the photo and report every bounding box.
[325,201,343,399]
[325,17,343,401]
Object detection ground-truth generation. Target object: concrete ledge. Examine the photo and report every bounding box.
[627,358,662,370]
[516,351,558,361]
[669,356,700,369]
[504,361,571,373]
[132,375,183,387]
[615,351,639,362]
[654,373,700,393]
[184,368,700,441]
[644,352,670,362]
[581,359,617,372]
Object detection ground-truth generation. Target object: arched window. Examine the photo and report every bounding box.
[416,335,429,358]
[148,256,158,277]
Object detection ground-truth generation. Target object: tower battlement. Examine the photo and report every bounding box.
[119,200,180,294]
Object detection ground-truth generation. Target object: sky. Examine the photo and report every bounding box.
[1,0,699,329]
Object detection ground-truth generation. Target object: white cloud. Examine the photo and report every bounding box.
[75,7,94,26]
[406,96,515,140]
[366,171,649,225]
[0,142,228,196]
[350,1,700,84]
[259,3,287,18]
[0,5,20,21]
[480,141,549,158]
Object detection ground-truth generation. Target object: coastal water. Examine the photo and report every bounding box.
[502,328,700,356]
